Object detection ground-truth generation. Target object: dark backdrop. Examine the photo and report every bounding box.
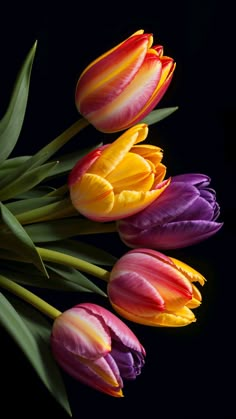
[0,2,234,418]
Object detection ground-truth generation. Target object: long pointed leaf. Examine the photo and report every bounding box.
[0,42,37,164]
[0,202,48,276]
[0,161,59,201]
[0,292,72,416]
[141,106,179,125]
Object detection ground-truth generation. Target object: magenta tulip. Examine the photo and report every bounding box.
[50,303,145,397]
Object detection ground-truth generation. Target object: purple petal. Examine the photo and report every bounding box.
[172,173,210,187]
[174,196,215,221]
[120,220,223,250]
[118,182,199,228]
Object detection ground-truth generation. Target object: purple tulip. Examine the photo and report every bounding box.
[50,303,145,397]
[117,173,223,250]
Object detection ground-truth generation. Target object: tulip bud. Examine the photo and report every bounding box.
[117,173,223,249]
[75,30,176,133]
[69,124,170,221]
[107,249,205,327]
[50,303,145,397]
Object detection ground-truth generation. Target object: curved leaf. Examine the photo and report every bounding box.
[0,292,72,416]
[0,161,59,201]
[24,217,116,243]
[0,42,37,164]
[0,202,48,276]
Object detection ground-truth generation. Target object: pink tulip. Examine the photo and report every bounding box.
[50,303,145,397]
[75,30,176,133]
[108,249,205,327]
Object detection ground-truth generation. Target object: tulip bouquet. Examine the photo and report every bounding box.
[0,30,222,416]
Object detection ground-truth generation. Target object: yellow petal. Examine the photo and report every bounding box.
[110,302,195,327]
[170,257,206,286]
[89,124,148,178]
[110,180,170,219]
[106,152,154,193]
[131,144,164,166]
[186,284,202,308]
[70,173,114,216]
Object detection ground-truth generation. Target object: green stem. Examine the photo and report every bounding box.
[45,184,69,197]
[37,246,111,283]
[0,274,61,320]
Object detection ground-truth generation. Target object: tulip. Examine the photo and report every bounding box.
[75,29,176,133]
[50,303,145,397]
[117,173,223,249]
[69,124,170,221]
[107,248,205,327]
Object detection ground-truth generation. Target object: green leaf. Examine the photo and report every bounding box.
[24,217,116,243]
[0,260,106,295]
[46,262,107,296]
[0,42,37,164]
[141,107,179,125]
[0,119,88,191]
[37,239,117,266]
[0,155,31,175]
[14,186,56,199]
[0,202,48,276]
[0,292,72,416]
[6,196,60,216]
[0,161,59,201]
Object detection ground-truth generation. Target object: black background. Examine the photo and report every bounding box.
[0,2,234,418]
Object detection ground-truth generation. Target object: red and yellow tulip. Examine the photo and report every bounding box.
[50,303,145,397]
[107,249,205,327]
[69,124,170,221]
[75,30,176,133]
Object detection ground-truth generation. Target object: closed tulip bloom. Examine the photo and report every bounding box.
[117,173,223,249]
[69,124,170,221]
[75,29,176,133]
[50,303,145,397]
[107,248,205,327]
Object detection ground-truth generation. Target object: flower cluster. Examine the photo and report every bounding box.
[0,29,222,416]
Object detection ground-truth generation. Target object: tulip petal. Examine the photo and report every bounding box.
[186,284,202,308]
[131,144,164,166]
[110,302,196,327]
[110,179,170,220]
[121,220,223,250]
[70,173,114,217]
[76,33,152,115]
[176,195,215,221]
[106,152,154,193]
[79,303,145,355]
[85,52,163,132]
[169,257,206,286]
[51,307,111,360]
[89,124,148,177]
[118,181,199,229]
[68,146,104,186]
[153,306,196,327]
[108,271,166,315]
[51,342,123,397]
[172,173,210,187]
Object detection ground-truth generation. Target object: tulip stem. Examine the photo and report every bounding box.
[37,247,111,283]
[0,274,62,320]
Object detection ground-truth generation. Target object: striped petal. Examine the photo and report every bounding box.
[76,33,152,115]
[51,306,111,360]
[170,257,206,286]
[81,303,145,355]
[85,52,163,132]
